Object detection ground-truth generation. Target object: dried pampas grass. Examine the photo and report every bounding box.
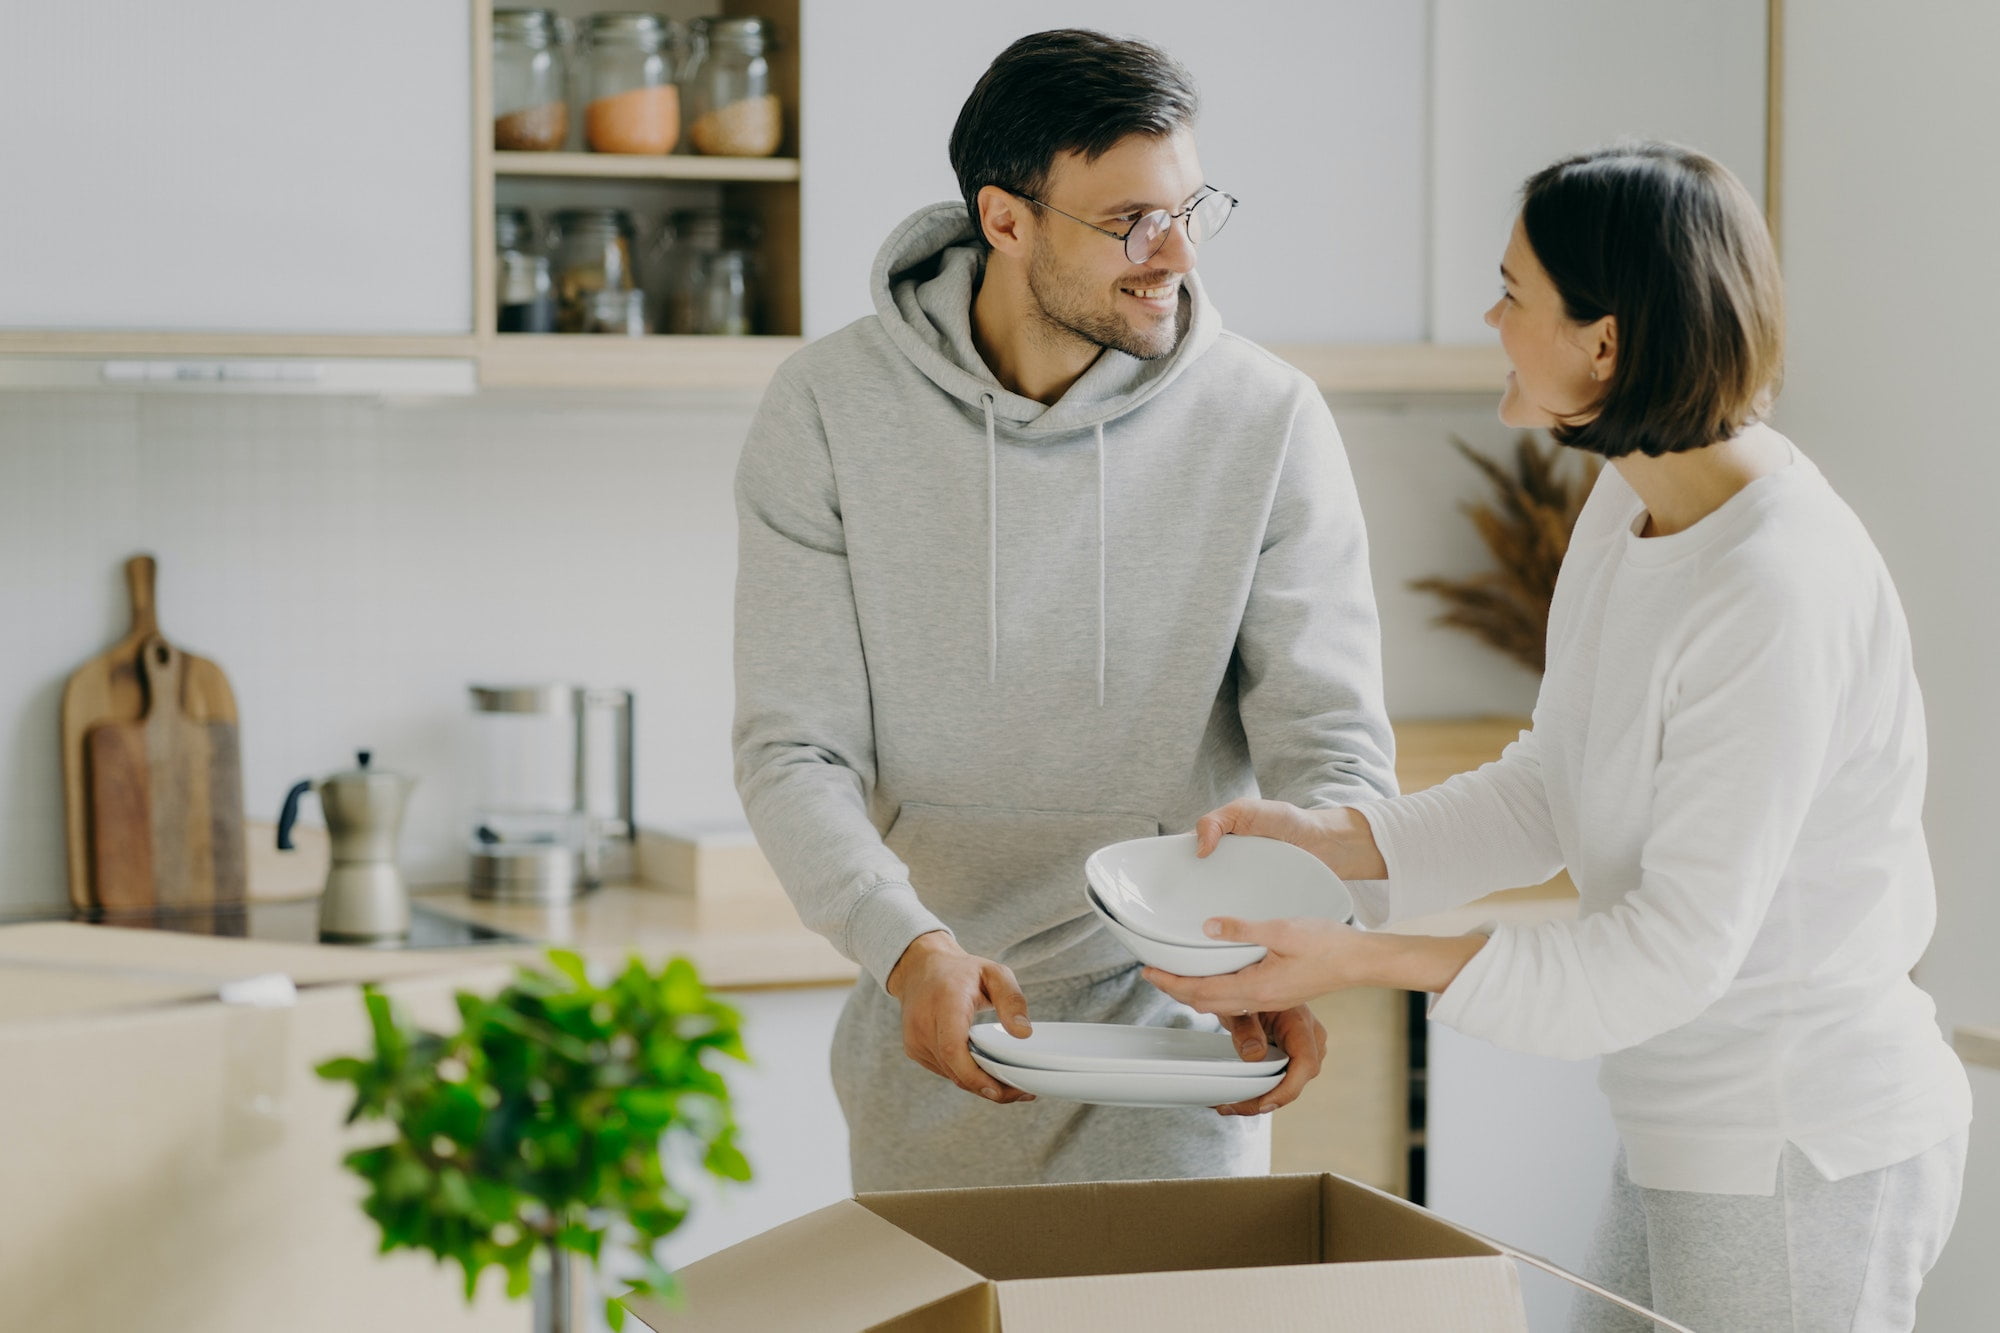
[1410,433,1601,673]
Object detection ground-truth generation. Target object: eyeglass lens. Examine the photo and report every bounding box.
[1124,192,1234,263]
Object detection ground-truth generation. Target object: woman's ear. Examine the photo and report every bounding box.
[978,185,1029,257]
[1584,315,1618,383]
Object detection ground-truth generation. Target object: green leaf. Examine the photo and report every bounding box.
[363,988,406,1062]
[661,957,705,1013]
[703,1138,752,1183]
[546,949,592,988]
[314,1056,369,1084]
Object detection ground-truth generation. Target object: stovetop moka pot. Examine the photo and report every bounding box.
[277,750,416,943]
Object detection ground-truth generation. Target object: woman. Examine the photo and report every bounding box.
[1145,143,1971,1331]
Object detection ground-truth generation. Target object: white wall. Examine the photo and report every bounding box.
[1775,5,2000,1327]
[0,387,1535,917]
[801,0,1430,342]
[1429,0,1768,342]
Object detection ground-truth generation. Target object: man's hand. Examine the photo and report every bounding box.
[1213,1005,1327,1117]
[885,931,1037,1103]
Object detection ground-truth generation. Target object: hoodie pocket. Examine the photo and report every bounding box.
[884,803,1161,986]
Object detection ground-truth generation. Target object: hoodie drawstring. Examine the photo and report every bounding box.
[983,394,998,684]
[1094,421,1106,707]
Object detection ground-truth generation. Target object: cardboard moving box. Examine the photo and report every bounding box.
[624,1171,1675,1332]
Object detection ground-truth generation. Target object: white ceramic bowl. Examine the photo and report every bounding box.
[1086,832,1353,949]
[968,1021,1289,1078]
[1088,885,1266,976]
[969,1049,1285,1108]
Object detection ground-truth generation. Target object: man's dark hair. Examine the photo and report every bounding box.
[949,30,1199,248]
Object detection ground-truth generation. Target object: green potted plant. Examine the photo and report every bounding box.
[315,949,751,1332]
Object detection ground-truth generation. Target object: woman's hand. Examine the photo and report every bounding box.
[1145,917,1371,1017]
[1194,799,1388,882]
[1145,916,1488,1016]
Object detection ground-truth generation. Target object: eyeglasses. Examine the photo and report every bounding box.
[1012,186,1238,265]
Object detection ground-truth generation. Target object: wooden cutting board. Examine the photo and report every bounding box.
[85,637,247,917]
[60,555,243,917]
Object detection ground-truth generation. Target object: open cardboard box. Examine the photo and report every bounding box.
[624,1171,1667,1332]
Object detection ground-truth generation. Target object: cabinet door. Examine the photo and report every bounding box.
[1425,1023,1620,1331]
[0,0,471,334]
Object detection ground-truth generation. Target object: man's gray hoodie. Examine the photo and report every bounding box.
[733,202,1396,992]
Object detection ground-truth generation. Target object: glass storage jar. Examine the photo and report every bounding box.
[576,12,688,154]
[656,209,760,334]
[683,17,783,157]
[496,207,557,332]
[492,9,569,151]
[550,207,646,334]
[693,250,759,335]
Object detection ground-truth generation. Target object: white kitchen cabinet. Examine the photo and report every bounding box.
[0,0,472,335]
[658,984,853,1265]
[1425,1023,1621,1332]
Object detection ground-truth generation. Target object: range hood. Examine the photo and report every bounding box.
[0,354,477,396]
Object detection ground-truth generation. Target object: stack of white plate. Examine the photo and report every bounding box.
[1083,833,1353,977]
[968,1021,1288,1107]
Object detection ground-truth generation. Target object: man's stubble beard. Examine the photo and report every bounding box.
[1024,240,1182,362]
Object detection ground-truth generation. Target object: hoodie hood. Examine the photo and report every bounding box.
[868,201,1222,438]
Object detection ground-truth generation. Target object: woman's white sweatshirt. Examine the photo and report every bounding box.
[1356,429,1971,1194]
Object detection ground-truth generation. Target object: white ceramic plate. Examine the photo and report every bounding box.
[1086,833,1353,949]
[1087,885,1266,976]
[968,1021,1289,1078]
[970,1049,1285,1108]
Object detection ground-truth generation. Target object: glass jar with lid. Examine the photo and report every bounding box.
[693,250,759,335]
[492,9,569,151]
[496,207,557,333]
[577,12,689,154]
[550,207,647,334]
[683,17,784,157]
[657,208,761,334]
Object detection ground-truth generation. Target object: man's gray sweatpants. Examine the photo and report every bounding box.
[1570,1132,1967,1332]
[831,961,1271,1191]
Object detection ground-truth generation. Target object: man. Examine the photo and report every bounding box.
[732,29,1395,1190]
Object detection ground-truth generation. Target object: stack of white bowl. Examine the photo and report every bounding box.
[968,1020,1289,1107]
[964,834,1354,1108]
[1083,832,1354,977]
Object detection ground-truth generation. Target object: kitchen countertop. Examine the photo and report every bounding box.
[412,884,858,990]
[15,718,1578,993]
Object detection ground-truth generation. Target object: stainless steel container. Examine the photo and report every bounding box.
[467,683,634,902]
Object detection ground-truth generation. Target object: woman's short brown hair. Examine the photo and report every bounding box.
[1521,141,1784,458]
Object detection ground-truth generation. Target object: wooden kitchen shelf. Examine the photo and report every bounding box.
[1956,1025,2000,1072]
[476,333,804,389]
[495,150,800,182]
[467,338,1502,394]
[1270,342,1509,395]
